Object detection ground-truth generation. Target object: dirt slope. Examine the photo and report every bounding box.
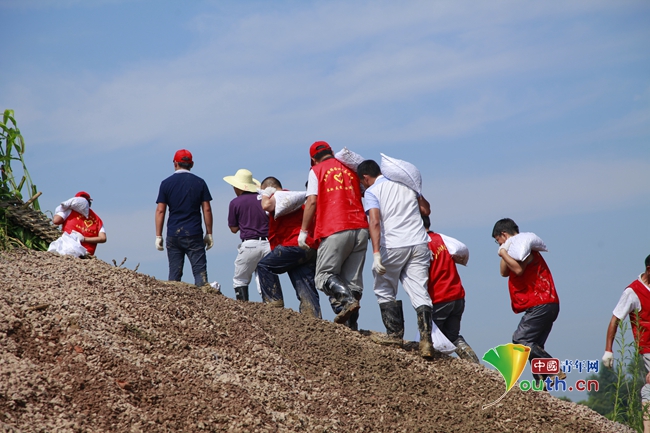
[0,249,631,432]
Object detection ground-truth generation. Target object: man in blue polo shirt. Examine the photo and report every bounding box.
[155,149,213,286]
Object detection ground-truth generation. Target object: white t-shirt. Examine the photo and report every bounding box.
[306,170,318,197]
[613,275,650,319]
[364,175,429,249]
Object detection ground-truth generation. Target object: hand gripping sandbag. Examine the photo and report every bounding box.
[47,232,88,257]
[335,147,365,171]
[504,232,548,261]
[380,153,422,195]
[273,190,307,218]
[440,233,469,266]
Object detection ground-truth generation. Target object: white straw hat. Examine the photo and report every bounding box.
[223,169,260,193]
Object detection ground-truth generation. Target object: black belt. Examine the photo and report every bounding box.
[243,237,267,241]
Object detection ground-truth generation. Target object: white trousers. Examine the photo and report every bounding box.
[233,239,271,292]
[373,243,432,310]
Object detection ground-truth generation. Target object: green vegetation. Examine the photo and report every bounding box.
[580,318,647,432]
[0,109,49,251]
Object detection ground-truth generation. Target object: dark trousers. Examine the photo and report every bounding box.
[257,245,321,318]
[432,298,465,344]
[166,235,208,287]
[512,303,560,360]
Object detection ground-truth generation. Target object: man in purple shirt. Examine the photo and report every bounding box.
[224,168,280,301]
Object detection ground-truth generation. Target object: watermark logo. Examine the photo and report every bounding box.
[481,343,530,409]
[531,357,560,375]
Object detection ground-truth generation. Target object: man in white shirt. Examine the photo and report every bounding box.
[357,159,434,359]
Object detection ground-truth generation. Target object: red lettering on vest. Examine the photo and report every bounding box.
[426,232,465,304]
[311,158,368,240]
[61,209,103,255]
[507,251,559,314]
[629,280,650,354]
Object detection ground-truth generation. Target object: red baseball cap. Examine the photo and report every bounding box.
[173,149,193,163]
[75,191,92,201]
[309,141,332,158]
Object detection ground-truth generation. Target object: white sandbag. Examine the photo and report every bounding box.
[380,153,422,195]
[47,232,88,257]
[59,197,90,218]
[335,147,365,171]
[273,190,306,218]
[414,324,457,355]
[440,233,469,266]
[503,232,547,261]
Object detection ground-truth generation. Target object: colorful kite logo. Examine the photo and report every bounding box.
[482,343,530,409]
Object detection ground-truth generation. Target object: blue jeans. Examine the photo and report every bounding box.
[166,235,208,287]
[257,245,321,318]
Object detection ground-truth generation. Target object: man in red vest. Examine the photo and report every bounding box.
[300,141,369,326]
[604,254,650,433]
[53,191,106,256]
[493,218,560,375]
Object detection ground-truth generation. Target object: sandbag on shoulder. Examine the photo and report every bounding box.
[59,197,90,218]
[440,234,469,266]
[503,232,547,261]
[380,153,422,195]
[273,190,307,218]
[335,147,365,171]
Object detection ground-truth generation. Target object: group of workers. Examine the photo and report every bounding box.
[52,144,650,415]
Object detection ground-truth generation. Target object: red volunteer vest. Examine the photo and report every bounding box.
[268,206,318,250]
[311,157,368,240]
[61,209,103,255]
[507,251,559,314]
[426,232,465,304]
[628,279,650,354]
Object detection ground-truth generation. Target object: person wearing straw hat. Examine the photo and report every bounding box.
[53,191,106,256]
[224,168,279,302]
[155,149,214,287]
[300,141,369,326]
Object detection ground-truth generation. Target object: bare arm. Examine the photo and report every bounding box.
[83,232,107,244]
[202,201,213,235]
[605,315,620,352]
[53,215,64,226]
[155,203,167,237]
[418,195,431,216]
[261,194,276,213]
[301,195,317,232]
[368,208,382,253]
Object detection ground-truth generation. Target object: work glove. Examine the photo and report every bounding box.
[70,230,85,243]
[204,234,214,250]
[498,237,512,255]
[372,251,386,275]
[602,351,614,368]
[261,187,277,198]
[155,236,164,251]
[298,230,309,250]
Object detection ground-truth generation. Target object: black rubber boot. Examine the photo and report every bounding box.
[416,305,434,359]
[453,336,480,364]
[323,275,359,325]
[372,300,404,346]
[234,286,249,301]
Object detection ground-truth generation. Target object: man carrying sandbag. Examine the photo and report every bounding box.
[258,176,321,318]
[52,191,106,256]
[300,141,369,326]
[422,215,479,363]
[493,218,562,381]
[357,159,435,359]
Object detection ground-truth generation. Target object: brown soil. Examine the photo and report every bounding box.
[0,249,631,432]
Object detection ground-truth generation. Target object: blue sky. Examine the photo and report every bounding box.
[2,0,649,400]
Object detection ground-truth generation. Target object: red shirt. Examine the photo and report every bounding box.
[61,209,103,255]
[426,232,465,304]
[311,158,368,240]
[629,279,650,354]
[507,251,559,314]
[268,206,318,250]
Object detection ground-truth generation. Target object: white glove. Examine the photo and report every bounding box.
[155,236,164,251]
[298,230,309,250]
[204,234,213,250]
[261,187,277,198]
[372,251,386,275]
[498,237,512,254]
[602,351,614,368]
[70,230,85,242]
